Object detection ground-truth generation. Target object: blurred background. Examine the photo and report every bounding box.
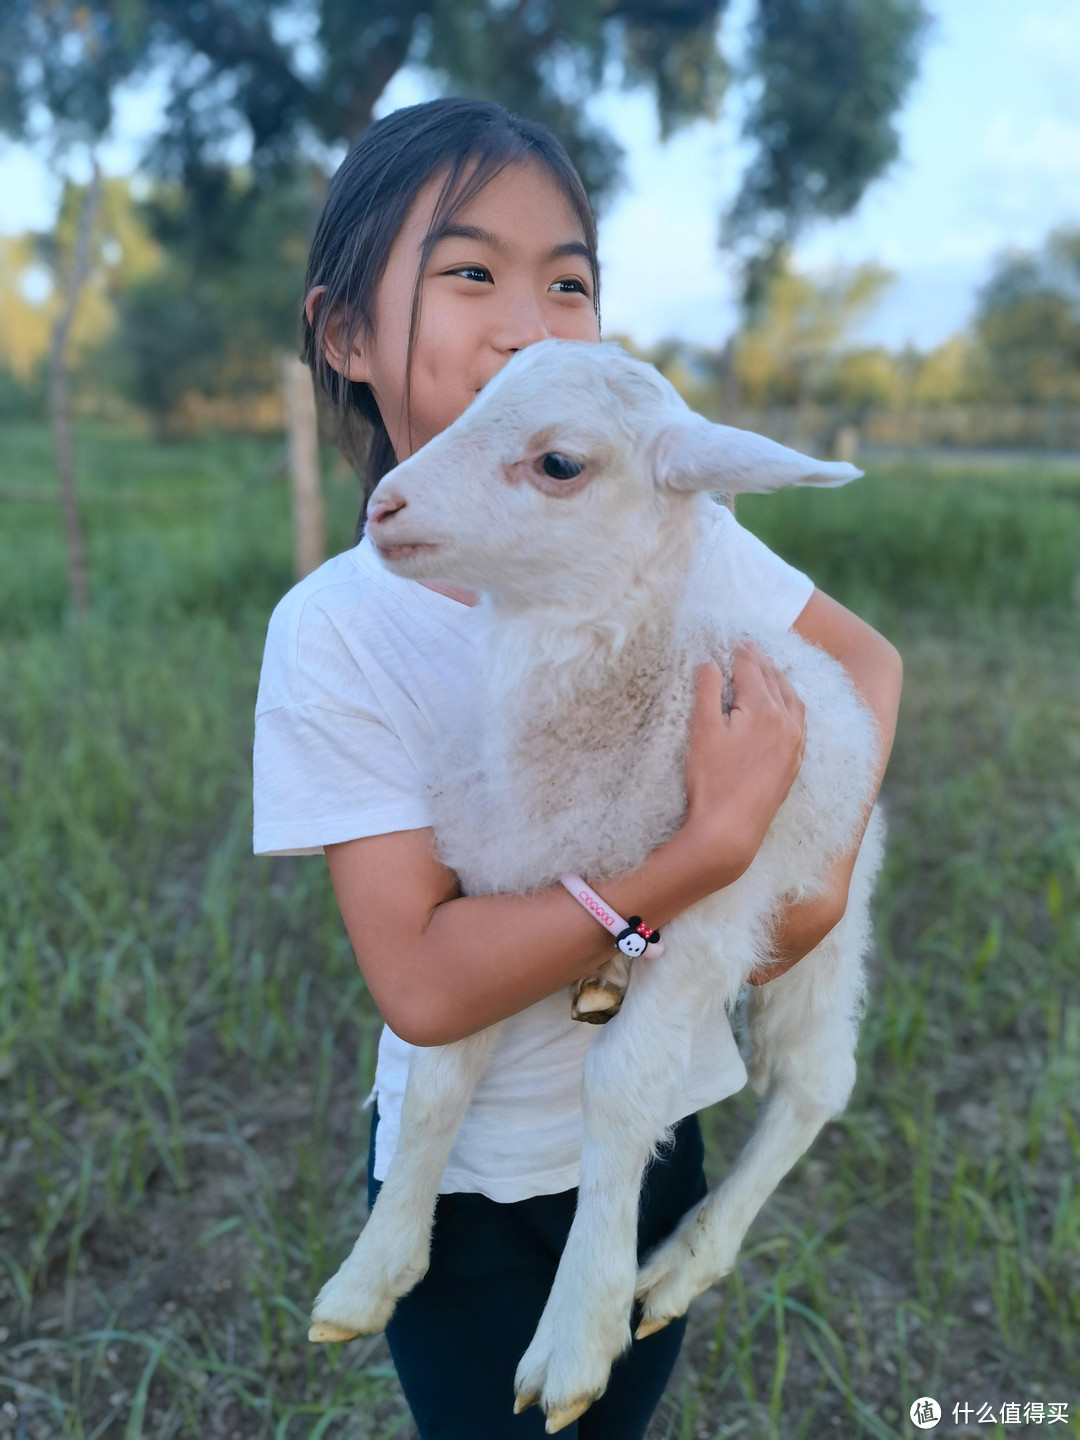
[1,2,1077,1437]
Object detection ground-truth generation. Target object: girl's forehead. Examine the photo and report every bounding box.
[403,158,582,251]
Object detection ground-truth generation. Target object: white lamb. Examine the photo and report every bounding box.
[308,337,887,1433]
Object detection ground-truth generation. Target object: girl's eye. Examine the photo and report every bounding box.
[448,265,493,283]
[445,266,589,296]
[541,453,584,480]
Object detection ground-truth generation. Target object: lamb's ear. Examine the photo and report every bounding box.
[650,410,862,495]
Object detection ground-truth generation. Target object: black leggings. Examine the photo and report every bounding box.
[366,1102,708,1439]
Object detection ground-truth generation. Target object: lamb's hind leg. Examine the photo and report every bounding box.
[514,971,701,1433]
[309,1023,502,1342]
[633,916,868,1338]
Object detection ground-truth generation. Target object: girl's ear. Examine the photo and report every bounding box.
[649,410,861,496]
[306,286,368,383]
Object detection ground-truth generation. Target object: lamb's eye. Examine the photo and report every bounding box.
[541,453,584,481]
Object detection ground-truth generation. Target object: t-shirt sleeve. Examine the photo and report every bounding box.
[252,593,433,857]
[698,498,816,631]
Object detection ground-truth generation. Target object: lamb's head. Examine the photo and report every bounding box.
[367,337,860,608]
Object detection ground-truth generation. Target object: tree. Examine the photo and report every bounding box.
[727,0,929,312]
[49,161,102,620]
[1,0,929,301]
[907,335,973,408]
[970,227,1080,405]
[101,168,323,434]
[733,253,895,406]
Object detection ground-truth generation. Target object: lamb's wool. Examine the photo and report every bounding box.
[309,338,888,1432]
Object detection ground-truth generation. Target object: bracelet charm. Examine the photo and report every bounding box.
[559,874,664,957]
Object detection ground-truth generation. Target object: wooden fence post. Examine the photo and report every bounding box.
[280,355,326,579]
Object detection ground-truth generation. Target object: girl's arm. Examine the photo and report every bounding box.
[327,818,745,1048]
[328,643,806,1047]
[746,587,903,985]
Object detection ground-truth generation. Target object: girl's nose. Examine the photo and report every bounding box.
[497,287,551,353]
[368,493,406,526]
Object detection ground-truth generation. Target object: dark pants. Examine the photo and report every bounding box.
[366,1101,708,1439]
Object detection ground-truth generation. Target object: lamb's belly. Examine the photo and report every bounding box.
[661,833,825,989]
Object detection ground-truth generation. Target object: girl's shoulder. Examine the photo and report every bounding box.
[257,536,478,718]
[257,546,381,716]
[689,494,815,633]
[266,546,366,637]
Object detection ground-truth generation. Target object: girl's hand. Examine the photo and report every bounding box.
[680,640,807,889]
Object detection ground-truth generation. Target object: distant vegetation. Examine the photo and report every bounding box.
[2,182,1076,448]
[2,422,1077,1435]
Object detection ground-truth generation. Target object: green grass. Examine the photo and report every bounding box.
[1,425,1078,1437]
[737,456,1080,622]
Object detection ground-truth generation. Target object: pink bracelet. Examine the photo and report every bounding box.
[560,874,665,957]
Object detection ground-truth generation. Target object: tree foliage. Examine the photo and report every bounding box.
[734,252,895,405]
[728,0,929,312]
[970,227,1080,404]
[0,175,160,412]
[2,0,927,286]
[0,1,931,429]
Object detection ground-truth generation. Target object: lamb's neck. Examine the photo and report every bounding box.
[478,507,698,734]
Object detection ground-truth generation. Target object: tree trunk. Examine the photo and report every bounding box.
[49,158,102,621]
[281,355,326,579]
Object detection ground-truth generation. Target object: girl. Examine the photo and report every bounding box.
[253,97,901,1438]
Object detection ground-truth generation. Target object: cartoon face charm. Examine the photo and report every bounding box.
[615,916,662,959]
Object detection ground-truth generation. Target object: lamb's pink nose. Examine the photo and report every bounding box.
[368,493,406,527]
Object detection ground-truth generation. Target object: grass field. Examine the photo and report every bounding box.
[1,422,1078,1438]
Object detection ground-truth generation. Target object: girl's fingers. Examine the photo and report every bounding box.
[774,665,805,721]
[734,642,805,743]
[728,644,772,711]
[736,640,785,709]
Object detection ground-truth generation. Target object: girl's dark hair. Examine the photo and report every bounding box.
[302,97,602,542]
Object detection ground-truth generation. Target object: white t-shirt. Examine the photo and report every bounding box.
[252,495,816,1202]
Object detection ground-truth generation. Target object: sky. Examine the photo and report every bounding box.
[2,0,1078,352]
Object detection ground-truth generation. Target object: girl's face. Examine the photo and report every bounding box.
[328,157,601,461]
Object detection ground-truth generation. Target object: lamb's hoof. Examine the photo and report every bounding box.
[634,1206,737,1340]
[308,1220,432,1342]
[545,1397,594,1433]
[634,1314,673,1340]
[308,1263,403,1340]
[308,1321,361,1343]
[514,1327,618,1431]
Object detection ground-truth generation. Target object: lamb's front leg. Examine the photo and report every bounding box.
[513,976,700,1433]
[309,1023,502,1342]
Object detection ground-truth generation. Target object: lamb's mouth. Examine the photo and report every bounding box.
[373,540,440,562]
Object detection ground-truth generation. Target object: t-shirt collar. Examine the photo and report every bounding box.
[353,532,480,628]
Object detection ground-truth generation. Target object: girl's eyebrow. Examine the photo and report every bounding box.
[425,221,594,268]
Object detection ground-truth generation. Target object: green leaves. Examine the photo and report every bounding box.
[729,0,930,310]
